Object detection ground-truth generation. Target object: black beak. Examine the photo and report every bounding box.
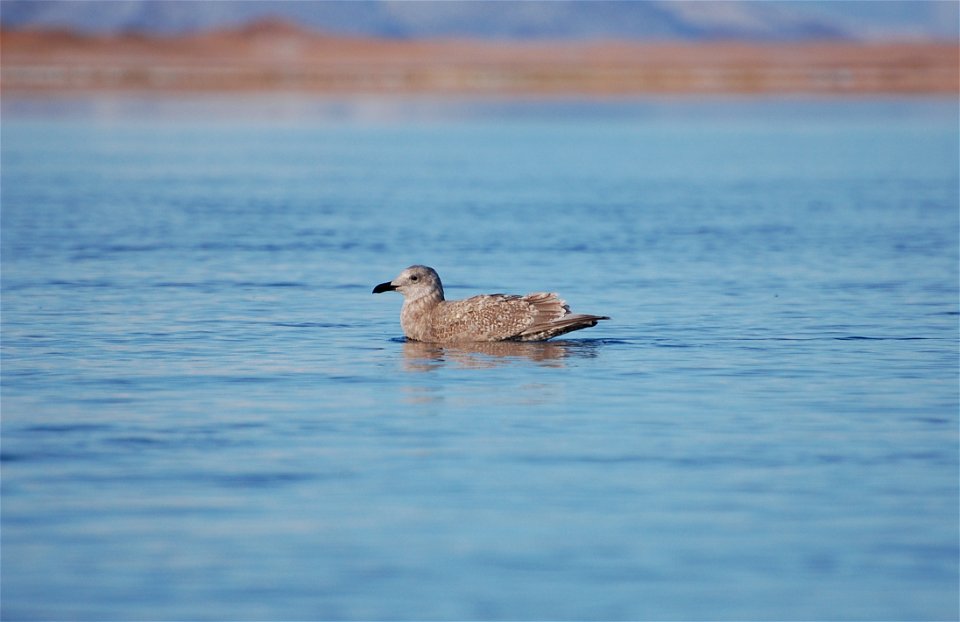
[372,281,396,294]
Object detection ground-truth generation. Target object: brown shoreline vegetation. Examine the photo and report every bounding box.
[2,20,957,96]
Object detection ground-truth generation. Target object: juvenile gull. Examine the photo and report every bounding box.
[373,265,609,343]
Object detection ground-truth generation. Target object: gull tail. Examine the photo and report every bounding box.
[519,313,610,341]
[515,292,609,341]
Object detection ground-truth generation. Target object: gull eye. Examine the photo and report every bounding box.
[410,275,419,282]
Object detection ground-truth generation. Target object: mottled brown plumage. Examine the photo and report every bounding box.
[373,265,609,343]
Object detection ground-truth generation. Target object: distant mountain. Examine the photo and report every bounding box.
[1,0,957,41]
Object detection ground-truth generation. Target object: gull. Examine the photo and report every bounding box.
[373,265,609,342]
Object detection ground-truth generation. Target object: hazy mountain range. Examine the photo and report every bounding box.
[1,0,957,41]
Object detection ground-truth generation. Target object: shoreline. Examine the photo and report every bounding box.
[2,26,957,96]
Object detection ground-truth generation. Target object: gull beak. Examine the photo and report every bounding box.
[372,281,397,294]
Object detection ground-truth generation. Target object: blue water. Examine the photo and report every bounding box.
[2,96,958,621]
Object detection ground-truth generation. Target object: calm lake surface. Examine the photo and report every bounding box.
[2,96,958,621]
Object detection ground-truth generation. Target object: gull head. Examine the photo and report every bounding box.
[372,265,444,301]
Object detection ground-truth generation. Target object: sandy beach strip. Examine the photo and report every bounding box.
[2,23,957,95]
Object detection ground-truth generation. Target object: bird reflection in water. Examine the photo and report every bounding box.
[400,339,599,372]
